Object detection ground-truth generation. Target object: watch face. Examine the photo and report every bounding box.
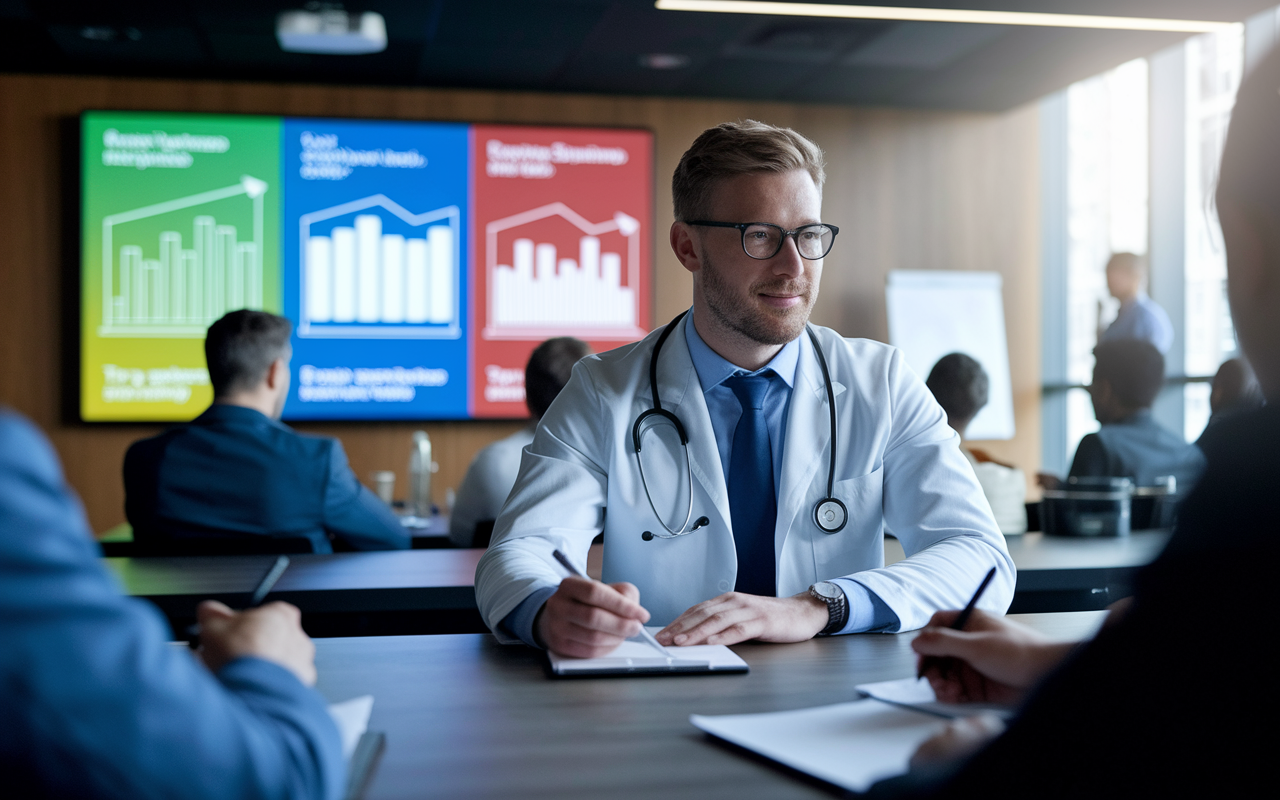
[813,581,839,601]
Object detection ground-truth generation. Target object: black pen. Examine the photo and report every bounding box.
[551,548,670,658]
[187,555,291,649]
[917,566,997,679]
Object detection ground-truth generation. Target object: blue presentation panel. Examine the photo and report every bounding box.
[281,118,471,420]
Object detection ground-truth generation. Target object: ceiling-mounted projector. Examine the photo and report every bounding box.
[276,9,387,55]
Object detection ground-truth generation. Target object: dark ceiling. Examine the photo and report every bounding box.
[1,1,1275,111]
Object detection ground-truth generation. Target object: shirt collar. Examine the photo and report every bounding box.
[683,311,800,393]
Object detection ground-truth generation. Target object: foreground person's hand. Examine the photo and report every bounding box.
[912,609,1078,705]
[197,600,318,686]
[655,591,828,646]
[535,576,650,658]
[909,714,1007,769]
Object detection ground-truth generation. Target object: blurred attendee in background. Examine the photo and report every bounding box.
[450,336,592,547]
[1037,339,1203,492]
[1097,252,1173,354]
[1197,357,1265,445]
[868,41,1280,798]
[125,310,409,554]
[3,409,344,798]
[926,353,1026,535]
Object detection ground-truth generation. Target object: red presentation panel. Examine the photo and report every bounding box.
[470,125,653,418]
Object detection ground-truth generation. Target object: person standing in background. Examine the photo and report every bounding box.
[925,353,1027,535]
[1097,252,1174,354]
[450,337,592,547]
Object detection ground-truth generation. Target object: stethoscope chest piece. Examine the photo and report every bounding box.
[814,498,847,534]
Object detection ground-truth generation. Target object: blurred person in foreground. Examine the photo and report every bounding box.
[925,353,1026,535]
[125,310,409,554]
[1036,339,1203,492]
[867,44,1280,799]
[1097,252,1173,354]
[1,409,344,798]
[450,337,592,547]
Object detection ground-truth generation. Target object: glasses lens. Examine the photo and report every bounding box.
[742,224,782,258]
[796,225,834,259]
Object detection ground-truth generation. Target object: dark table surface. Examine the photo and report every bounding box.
[311,611,1106,800]
[109,531,1169,635]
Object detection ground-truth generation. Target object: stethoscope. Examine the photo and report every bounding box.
[633,310,848,541]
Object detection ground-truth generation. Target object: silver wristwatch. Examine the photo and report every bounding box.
[809,581,848,636]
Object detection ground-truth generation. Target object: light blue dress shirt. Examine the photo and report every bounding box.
[500,317,896,646]
[1101,292,1174,354]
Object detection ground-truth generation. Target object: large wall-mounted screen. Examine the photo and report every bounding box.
[80,111,653,422]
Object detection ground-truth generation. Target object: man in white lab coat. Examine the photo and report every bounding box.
[475,120,1014,658]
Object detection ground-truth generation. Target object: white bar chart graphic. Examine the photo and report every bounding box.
[299,195,460,339]
[484,202,645,340]
[100,175,268,338]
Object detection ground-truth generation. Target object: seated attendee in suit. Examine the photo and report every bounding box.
[1097,252,1174,354]
[925,353,1027,535]
[450,337,591,547]
[125,310,409,554]
[867,43,1280,798]
[1197,356,1264,445]
[2,409,344,798]
[1038,339,1204,492]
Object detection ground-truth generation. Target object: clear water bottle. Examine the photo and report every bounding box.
[409,430,432,519]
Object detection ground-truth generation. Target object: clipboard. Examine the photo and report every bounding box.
[546,632,749,677]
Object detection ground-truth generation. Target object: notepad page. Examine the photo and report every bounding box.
[548,628,747,673]
[856,677,1015,719]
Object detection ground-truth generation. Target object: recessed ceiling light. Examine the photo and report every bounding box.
[639,53,692,69]
[277,9,388,55]
[654,1,1237,34]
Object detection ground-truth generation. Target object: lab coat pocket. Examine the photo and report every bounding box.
[811,466,885,573]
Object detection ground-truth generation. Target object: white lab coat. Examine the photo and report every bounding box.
[475,315,1014,640]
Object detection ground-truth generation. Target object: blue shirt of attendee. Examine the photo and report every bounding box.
[1102,292,1174,354]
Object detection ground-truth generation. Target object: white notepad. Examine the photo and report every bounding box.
[547,629,749,676]
[691,698,947,793]
[856,677,1015,719]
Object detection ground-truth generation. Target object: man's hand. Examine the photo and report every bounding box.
[1035,472,1064,490]
[536,576,650,658]
[912,609,1076,705]
[654,591,827,647]
[196,600,318,686]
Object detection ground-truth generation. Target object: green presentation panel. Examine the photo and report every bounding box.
[80,111,283,421]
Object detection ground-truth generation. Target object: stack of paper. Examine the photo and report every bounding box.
[548,629,749,676]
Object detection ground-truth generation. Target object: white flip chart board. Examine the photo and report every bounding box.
[885,270,1015,440]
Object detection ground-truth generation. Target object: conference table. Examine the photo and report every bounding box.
[312,611,1106,799]
[109,531,1169,636]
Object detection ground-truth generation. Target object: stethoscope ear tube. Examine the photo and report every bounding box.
[806,325,845,535]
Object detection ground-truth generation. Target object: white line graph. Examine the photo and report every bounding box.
[99,175,267,338]
[483,202,645,340]
[299,195,461,339]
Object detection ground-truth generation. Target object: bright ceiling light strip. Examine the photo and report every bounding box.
[655,1,1237,34]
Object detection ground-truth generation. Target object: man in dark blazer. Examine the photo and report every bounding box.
[868,42,1280,799]
[124,310,409,554]
[2,409,345,798]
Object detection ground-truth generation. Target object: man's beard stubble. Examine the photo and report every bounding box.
[698,246,814,347]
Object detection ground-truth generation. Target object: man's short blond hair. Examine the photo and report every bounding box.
[1106,252,1146,278]
[672,120,826,221]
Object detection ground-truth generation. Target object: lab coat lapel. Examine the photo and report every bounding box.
[777,331,847,548]
[655,315,732,528]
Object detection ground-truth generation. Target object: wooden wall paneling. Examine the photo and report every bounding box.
[0,73,1042,533]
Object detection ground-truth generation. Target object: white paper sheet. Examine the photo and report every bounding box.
[691,699,947,793]
[548,628,748,675]
[328,695,374,759]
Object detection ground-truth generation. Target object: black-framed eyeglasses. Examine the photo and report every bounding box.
[686,220,839,260]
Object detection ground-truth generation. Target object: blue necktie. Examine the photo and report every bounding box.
[725,374,777,596]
